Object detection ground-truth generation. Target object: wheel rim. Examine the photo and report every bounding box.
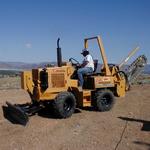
[63,98,73,112]
[101,95,112,107]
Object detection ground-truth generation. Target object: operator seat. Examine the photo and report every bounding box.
[83,59,98,88]
[93,59,98,73]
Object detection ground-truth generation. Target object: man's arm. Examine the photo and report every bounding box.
[81,60,89,67]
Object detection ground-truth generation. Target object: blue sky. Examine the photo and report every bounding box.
[0,0,150,63]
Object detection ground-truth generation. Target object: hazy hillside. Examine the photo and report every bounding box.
[143,64,150,74]
[0,61,149,74]
[0,61,56,70]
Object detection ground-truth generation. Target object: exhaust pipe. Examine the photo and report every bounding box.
[57,38,62,67]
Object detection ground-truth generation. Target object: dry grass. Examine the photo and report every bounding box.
[0,77,20,90]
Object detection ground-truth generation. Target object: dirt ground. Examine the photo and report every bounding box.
[0,83,150,150]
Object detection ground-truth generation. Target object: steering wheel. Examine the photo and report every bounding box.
[69,58,81,67]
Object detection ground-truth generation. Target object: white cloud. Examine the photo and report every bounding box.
[25,43,32,49]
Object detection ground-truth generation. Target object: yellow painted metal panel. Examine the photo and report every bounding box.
[21,71,33,94]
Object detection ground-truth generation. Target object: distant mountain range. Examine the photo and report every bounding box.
[0,61,149,74]
[0,61,56,70]
[143,64,150,74]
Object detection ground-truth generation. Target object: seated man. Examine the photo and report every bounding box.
[77,48,94,87]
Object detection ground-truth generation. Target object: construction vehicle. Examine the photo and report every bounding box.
[4,36,147,125]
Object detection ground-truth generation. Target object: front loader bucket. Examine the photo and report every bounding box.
[4,102,29,126]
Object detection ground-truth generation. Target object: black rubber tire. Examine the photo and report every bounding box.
[53,92,76,118]
[94,89,115,111]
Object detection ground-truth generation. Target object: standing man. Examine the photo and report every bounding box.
[77,48,94,87]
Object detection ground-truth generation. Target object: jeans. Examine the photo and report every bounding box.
[77,67,93,86]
